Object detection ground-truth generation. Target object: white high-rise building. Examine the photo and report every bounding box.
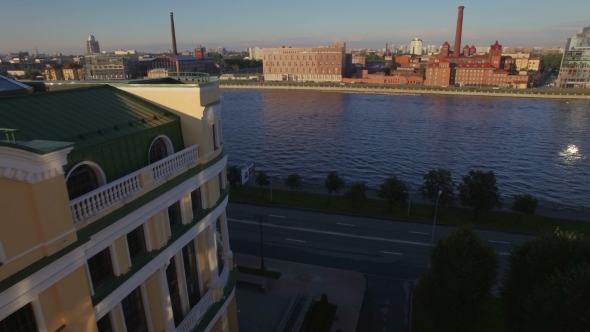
[410,38,423,55]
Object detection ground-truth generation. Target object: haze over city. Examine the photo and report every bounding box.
[1,0,588,54]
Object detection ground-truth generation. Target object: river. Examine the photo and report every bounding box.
[221,89,589,209]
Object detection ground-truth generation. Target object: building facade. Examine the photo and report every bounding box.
[410,38,423,55]
[87,35,101,54]
[262,42,346,82]
[557,26,590,89]
[0,76,238,332]
[247,47,263,60]
[84,53,140,80]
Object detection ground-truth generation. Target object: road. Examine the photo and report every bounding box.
[226,202,536,331]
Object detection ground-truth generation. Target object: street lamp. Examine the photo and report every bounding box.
[429,190,443,247]
[255,214,268,271]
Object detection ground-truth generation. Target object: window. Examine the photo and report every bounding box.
[182,240,201,307]
[166,259,184,326]
[88,248,114,291]
[127,225,147,263]
[66,164,99,200]
[96,314,113,332]
[168,201,182,233]
[121,287,148,332]
[212,123,218,150]
[0,303,37,332]
[149,138,169,164]
[219,173,224,191]
[191,188,203,215]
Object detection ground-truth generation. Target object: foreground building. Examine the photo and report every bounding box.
[0,75,237,332]
[262,42,347,82]
[557,26,590,89]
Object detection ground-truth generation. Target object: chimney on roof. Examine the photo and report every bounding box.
[170,12,178,55]
[454,6,465,57]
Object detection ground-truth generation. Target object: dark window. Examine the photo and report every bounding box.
[166,259,184,326]
[87,248,114,291]
[127,225,147,263]
[121,287,148,332]
[212,124,218,150]
[218,173,224,191]
[67,164,99,200]
[191,188,202,214]
[96,314,113,332]
[0,303,37,332]
[217,238,224,276]
[149,138,169,164]
[168,201,182,233]
[182,240,201,308]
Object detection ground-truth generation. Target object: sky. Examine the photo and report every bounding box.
[1,0,589,55]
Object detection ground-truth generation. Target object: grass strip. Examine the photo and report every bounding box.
[230,187,590,236]
[237,265,282,279]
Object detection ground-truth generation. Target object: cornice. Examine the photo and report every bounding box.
[0,146,72,184]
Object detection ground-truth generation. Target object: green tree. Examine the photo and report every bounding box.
[255,171,270,197]
[501,231,590,332]
[419,168,455,206]
[376,175,408,211]
[324,171,345,204]
[511,194,538,222]
[344,182,368,207]
[414,226,499,332]
[284,173,302,199]
[23,69,41,79]
[226,165,241,189]
[458,170,502,220]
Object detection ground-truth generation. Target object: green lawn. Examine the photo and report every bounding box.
[230,187,590,236]
[411,297,506,332]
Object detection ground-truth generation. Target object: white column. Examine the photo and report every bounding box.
[139,283,154,332]
[206,223,221,288]
[30,296,48,332]
[219,212,232,260]
[174,252,190,315]
[158,266,176,332]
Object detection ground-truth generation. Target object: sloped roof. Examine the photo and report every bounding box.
[442,41,450,46]
[0,85,180,151]
[0,75,33,97]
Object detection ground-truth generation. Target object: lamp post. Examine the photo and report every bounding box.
[429,190,443,247]
[255,214,268,271]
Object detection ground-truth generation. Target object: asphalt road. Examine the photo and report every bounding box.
[226,202,537,331]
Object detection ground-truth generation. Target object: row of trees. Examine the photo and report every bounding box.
[415,226,590,331]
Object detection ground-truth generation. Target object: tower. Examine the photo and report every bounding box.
[441,41,450,57]
[86,35,100,54]
[453,6,465,56]
[170,12,178,55]
[489,41,502,68]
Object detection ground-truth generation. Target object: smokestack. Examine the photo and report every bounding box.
[453,6,465,57]
[170,12,178,55]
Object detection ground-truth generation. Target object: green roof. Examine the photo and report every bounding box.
[0,85,180,151]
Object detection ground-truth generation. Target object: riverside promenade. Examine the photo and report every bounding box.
[220,82,590,100]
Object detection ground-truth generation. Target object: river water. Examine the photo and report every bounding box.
[221,89,589,209]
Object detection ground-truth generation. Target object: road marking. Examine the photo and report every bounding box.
[498,252,511,256]
[381,251,403,255]
[409,231,429,235]
[270,215,286,218]
[286,238,305,243]
[489,240,511,244]
[228,218,431,247]
[337,223,355,226]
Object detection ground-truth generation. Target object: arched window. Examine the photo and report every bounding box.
[148,136,173,164]
[66,162,105,200]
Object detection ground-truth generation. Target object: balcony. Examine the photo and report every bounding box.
[70,145,199,224]
[176,263,234,332]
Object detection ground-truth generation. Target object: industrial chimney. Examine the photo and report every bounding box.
[453,6,465,57]
[170,12,178,55]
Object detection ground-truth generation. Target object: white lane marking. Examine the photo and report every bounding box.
[286,238,306,243]
[498,252,511,256]
[489,240,511,244]
[381,251,403,255]
[409,231,429,235]
[270,215,286,218]
[337,223,355,226]
[228,218,431,247]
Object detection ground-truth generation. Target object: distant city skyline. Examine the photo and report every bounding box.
[1,0,588,55]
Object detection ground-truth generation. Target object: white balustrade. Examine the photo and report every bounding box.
[176,264,230,332]
[70,145,199,224]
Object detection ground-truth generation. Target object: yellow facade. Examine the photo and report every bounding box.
[0,78,237,332]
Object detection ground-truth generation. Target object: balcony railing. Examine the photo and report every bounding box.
[70,145,199,224]
[176,263,230,332]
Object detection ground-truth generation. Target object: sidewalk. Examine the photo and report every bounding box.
[234,253,366,332]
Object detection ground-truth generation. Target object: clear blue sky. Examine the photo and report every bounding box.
[2,0,589,55]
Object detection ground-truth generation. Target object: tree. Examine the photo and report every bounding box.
[376,175,408,211]
[501,231,590,332]
[23,69,41,80]
[324,171,345,204]
[457,170,502,220]
[284,173,302,199]
[226,165,241,189]
[255,171,270,197]
[344,182,368,207]
[511,194,538,222]
[419,168,455,206]
[414,226,499,332]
